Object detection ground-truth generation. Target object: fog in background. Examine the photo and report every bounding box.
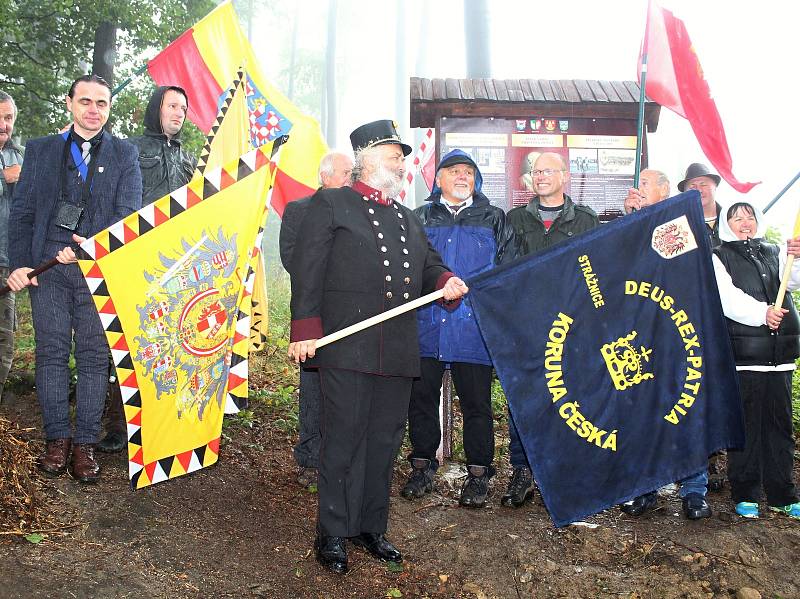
[248,0,799,235]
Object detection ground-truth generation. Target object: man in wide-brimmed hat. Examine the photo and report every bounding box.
[288,119,467,575]
[678,162,723,248]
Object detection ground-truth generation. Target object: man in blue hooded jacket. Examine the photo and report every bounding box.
[403,149,515,507]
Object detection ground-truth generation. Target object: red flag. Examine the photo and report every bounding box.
[640,2,759,193]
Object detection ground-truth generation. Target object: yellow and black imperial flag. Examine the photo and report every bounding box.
[468,192,744,526]
[77,145,279,488]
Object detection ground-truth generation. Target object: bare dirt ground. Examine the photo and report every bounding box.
[2,369,799,599]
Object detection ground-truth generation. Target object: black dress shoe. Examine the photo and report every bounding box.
[620,491,658,516]
[97,430,127,453]
[314,535,348,574]
[682,493,712,520]
[352,533,402,562]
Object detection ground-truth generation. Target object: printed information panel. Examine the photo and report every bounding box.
[438,116,644,221]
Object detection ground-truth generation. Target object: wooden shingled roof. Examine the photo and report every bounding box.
[410,77,661,131]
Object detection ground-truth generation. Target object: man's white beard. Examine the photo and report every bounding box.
[447,187,471,202]
[366,162,404,198]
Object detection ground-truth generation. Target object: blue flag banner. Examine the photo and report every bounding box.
[468,192,744,526]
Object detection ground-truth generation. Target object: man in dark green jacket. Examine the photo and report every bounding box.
[502,151,599,507]
[507,152,599,256]
[98,86,197,452]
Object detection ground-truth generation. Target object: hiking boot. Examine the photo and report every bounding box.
[70,443,101,484]
[97,430,127,453]
[37,438,72,476]
[501,466,535,507]
[401,458,436,500]
[682,493,711,520]
[297,467,318,489]
[459,465,490,508]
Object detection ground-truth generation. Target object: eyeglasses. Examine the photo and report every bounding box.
[532,168,565,177]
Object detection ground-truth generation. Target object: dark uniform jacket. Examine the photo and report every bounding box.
[714,239,800,366]
[279,193,315,272]
[414,190,514,365]
[507,193,599,256]
[289,182,453,378]
[128,86,196,206]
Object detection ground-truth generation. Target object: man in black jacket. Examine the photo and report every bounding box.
[288,120,467,575]
[98,86,197,453]
[279,150,353,489]
[129,86,197,206]
[502,151,599,508]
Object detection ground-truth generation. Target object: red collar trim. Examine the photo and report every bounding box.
[352,180,393,206]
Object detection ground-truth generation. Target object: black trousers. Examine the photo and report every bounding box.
[408,358,495,468]
[317,368,411,537]
[728,370,799,506]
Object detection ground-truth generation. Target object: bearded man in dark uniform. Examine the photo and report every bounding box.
[288,120,468,575]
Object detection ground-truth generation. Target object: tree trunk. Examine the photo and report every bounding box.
[247,0,254,41]
[463,0,491,78]
[325,0,337,144]
[92,20,117,86]
[92,20,117,130]
[287,3,299,101]
[394,0,407,131]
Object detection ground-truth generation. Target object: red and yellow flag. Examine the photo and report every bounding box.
[77,146,278,488]
[147,1,327,215]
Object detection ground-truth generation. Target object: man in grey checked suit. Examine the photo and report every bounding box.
[7,74,142,483]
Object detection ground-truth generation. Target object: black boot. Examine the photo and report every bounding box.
[501,466,535,507]
[620,491,658,516]
[401,457,436,499]
[97,430,127,453]
[352,533,402,562]
[682,493,712,520]
[459,465,490,508]
[314,532,348,574]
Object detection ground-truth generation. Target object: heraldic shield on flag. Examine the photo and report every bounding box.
[468,191,745,526]
[76,146,277,489]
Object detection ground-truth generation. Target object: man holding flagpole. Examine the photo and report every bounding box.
[7,74,142,483]
[288,119,467,575]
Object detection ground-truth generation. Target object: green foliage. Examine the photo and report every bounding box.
[386,561,404,573]
[0,0,215,140]
[490,377,507,422]
[24,533,43,544]
[223,409,257,430]
[254,384,299,434]
[763,225,783,244]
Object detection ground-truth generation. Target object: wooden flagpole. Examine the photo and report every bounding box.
[315,288,445,349]
[773,206,800,309]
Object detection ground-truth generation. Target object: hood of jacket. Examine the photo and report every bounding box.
[429,148,483,199]
[143,86,189,139]
[718,201,767,243]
